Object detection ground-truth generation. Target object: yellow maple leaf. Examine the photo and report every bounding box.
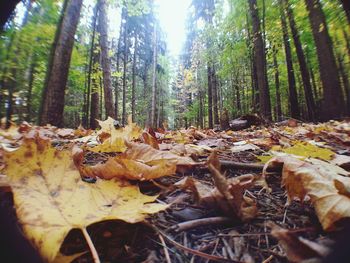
[3,135,166,262]
[257,141,335,163]
[90,116,142,153]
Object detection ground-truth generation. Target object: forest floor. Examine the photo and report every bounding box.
[1,116,350,263]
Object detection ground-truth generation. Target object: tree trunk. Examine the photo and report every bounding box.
[122,11,128,125]
[279,2,300,119]
[285,0,315,121]
[337,54,350,114]
[39,0,83,126]
[248,0,271,119]
[5,67,16,128]
[340,0,350,24]
[131,33,137,122]
[0,0,21,31]
[26,55,37,122]
[115,10,124,120]
[273,46,282,121]
[212,67,219,125]
[85,3,98,127]
[305,0,345,120]
[207,64,213,128]
[98,0,115,119]
[150,24,157,128]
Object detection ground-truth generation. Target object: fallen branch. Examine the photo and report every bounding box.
[220,160,279,172]
[170,217,233,232]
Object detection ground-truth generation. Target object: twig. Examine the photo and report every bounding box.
[81,227,101,263]
[158,230,240,263]
[262,255,274,263]
[220,160,280,172]
[170,217,233,232]
[158,234,172,263]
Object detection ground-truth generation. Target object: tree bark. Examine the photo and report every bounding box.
[85,3,98,127]
[131,32,137,122]
[337,54,350,114]
[212,67,219,125]
[97,0,114,119]
[279,2,300,119]
[273,46,282,121]
[305,0,345,120]
[0,0,21,31]
[115,9,124,121]
[285,0,315,121]
[26,55,37,122]
[122,10,128,126]
[207,64,213,128]
[248,0,271,119]
[39,0,83,126]
[340,0,350,24]
[150,23,157,128]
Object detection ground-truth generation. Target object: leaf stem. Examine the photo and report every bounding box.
[82,227,101,263]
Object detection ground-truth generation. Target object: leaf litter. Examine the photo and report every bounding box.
[1,119,350,262]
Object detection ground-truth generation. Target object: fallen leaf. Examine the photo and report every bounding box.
[123,141,200,172]
[230,141,261,153]
[176,152,257,221]
[268,222,331,262]
[3,135,167,261]
[265,156,350,230]
[90,117,142,153]
[142,131,159,149]
[73,146,176,180]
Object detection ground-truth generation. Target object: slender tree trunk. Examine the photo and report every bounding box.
[285,0,315,121]
[115,10,124,120]
[207,64,213,128]
[131,33,137,122]
[273,46,282,121]
[246,12,258,112]
[0,0,21,31]
[26,55,37,122]
[150,24,157,128]
[305,0,345,120]
[340,0,350,24]
[97,0,114,119]
[85,3,98,127]
[0,31,15,120]
[337,54,350,114]
[248,0,271,119]
[279,1,300,119]
[122,11,128,125]
[5,67,16,128]
[39,0,83,126]
[212,67,219,125]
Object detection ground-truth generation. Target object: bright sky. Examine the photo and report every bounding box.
[15,0,191,58]
[155,0,191,57]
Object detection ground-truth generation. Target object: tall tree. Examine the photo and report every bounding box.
[305,0,345,120]
[279,1,299,119]
[340,0,350,24]
[285,0,315,120]
[131,32,138,122]
[39,0,83,126]
[273,46,282,121]
[150,23,157,128]
[97,0,115,118]
[122,9,128,126]
[248,0,271,119]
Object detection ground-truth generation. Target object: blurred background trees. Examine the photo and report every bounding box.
[0,0,349,128]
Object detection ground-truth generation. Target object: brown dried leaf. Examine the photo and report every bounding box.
[265,156,350,230]
[73,146,176,181]
[268,222,330,262]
